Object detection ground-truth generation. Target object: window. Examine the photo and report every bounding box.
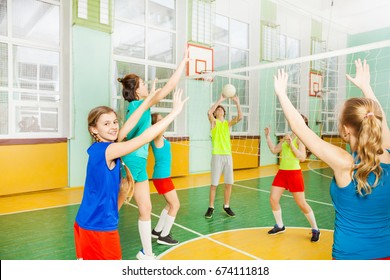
[320,56,339,135]
[0,0,64,138]
[213,14,249,135]
[112,0,178,134]
[275,35,301,135]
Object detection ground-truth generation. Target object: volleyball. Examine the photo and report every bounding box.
[222,84,236,98]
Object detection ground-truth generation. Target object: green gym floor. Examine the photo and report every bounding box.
[0,163,335,260]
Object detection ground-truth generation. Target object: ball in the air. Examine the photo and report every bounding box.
[222,84,236,98]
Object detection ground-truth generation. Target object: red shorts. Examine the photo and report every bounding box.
[73,222,122,260]
[152,178,175,195]
[272,169,305,192]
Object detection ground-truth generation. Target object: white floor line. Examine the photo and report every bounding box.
[128,202,262,260]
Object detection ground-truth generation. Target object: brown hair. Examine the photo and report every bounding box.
[340,97,384,196]
[117,73,140,102]
[151,112,161,125]
[213,105,226,118]
[87,106,135,202]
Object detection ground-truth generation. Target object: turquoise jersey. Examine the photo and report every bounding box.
[330,155,390,259]
[151,138,171,179]
[122,100,151,159]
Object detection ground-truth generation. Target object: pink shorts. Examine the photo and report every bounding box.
[272,169,305,192]
[152,178,175,195]
[74,222,122,260]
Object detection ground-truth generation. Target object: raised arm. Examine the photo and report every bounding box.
[149,49,190,106]
[117,83,158,142]
[274,69,352,173]
[346,59,390,148]
[107,89,188,161]
[207,94,226,125]
[285,135,306,162]
[228,96,243,127]
[264,127,283,154]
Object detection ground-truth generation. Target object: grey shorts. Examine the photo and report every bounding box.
[211,154,234,186]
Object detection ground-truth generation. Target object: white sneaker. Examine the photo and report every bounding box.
[136,249,157,260]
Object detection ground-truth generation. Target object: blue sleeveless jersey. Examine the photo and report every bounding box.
[330,158,390,259]
[151,138,172,179]
[75,142,121,231]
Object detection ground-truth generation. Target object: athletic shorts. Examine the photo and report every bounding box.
[123,157,148,182]
[211,154,234,186]
[152,177,175,195]
[272,169,304,192]
[73,222,121,260]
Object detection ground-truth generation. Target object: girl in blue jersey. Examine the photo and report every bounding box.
[74,89,187,260]
[150,113,180,246]
[117,50,189,260]
[273,59,390,260]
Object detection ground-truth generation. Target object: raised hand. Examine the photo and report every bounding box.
[264,127,270,136]
[274,68,288,96]
[171,88,189,116]
[346,58,371,91]
[145,79,160,104]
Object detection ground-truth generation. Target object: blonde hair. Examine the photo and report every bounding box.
[87,106,135,203]
[340,98,384,196]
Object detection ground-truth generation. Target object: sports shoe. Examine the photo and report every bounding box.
[311,229,320,242]
[204,207,214,219]
[223,206,236,217]
[151,229,161,239]
[136,249,156,260]
[157,234,179,246]
[268,225,286,235]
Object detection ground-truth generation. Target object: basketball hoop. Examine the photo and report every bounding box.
[199,70,214,83]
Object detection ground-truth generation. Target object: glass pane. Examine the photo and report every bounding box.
[231,78,249,105]
[149,0,175,29]
[13,46,59,91]
[115,0,145,23]
[14,104,58,133]
[212,76,228,101]
[148,29,175,63]
[286,37,300,59]
[148,65,174,105]
[0,0,7,36]
[230,19,248,49]
[113,21,145,58]
[278,35,286,59]
[231,115,248,133]
[12,0,59,46]
[214,14,228,43]
[231,48,248,74]
[214,44,229,71]
[275,109,287,134]
[0,91,8,134]
[0,43,7,87]
[286,63,300,84]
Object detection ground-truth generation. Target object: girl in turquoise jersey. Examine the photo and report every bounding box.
[117,50,189,260]
[150,113,180,246]
[274,59,390,259]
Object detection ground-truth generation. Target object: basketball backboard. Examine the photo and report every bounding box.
[187,43,214,77]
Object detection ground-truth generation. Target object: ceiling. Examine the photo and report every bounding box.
[274,0,390,34]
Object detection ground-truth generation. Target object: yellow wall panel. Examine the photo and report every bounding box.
[0,143,68,196]
[147,140,190,178]
[231,138,260,169]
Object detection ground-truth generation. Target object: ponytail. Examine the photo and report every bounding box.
[342,98,384,196]
[120,159,135,205]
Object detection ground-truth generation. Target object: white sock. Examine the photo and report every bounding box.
[224,204,229,208]
[154,208,168,232]
[161,215,176,237]
[138,220,153,256]
[272,209,284,228]
[305,211,318,230]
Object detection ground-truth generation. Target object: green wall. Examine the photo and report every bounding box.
[69,26,112,187]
